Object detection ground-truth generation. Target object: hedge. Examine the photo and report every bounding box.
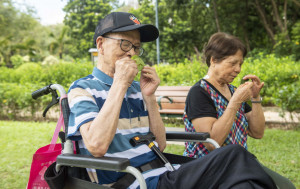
[0,54,299,119]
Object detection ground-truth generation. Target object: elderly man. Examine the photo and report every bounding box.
[67,12,276,188]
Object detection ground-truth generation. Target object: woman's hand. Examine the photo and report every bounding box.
[231,82,253,104]
[243,75,264,98]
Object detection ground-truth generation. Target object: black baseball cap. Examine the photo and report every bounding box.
[93,12,159,45]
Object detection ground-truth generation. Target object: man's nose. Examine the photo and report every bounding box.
[126,47,137,57]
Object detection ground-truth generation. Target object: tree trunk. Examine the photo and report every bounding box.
[212,0,221,32]
[271,0,284,33]
[253,0,276,44]
[271,0,290,40]
[242,0,251,52]
[284,0,288,32]
[194,46,200,61]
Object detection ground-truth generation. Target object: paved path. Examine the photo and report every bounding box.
[263,107,299,123]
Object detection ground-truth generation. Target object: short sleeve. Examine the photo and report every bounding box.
[67,86,100,140]
[185,82,217,121]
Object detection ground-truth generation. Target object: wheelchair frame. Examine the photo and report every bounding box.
[32,84,220,189]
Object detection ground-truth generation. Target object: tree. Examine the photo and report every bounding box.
[0,0,46,66]
[49,25,70,59]
[63,0,118,58]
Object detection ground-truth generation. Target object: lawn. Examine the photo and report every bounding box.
[0,120,299,188]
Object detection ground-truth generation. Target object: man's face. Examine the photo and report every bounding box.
[100,30,141,74]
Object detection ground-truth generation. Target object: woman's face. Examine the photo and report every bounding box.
[211,50,244,84]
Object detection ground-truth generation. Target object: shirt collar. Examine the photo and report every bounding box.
[92,67,140,95]
[92,67,113,86]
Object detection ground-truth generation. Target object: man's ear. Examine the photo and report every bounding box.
[96,36,104,54]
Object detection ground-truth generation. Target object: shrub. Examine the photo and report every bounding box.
[0,83,45,118]
[10,55,24,68]
[156,54,300,112]
[14,63,45,84]
[0,54,299,119]
[155,57,207,86]
[42,55,59,66]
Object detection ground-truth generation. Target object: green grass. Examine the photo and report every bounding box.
[1,120,299,188]
[0,121,57,189]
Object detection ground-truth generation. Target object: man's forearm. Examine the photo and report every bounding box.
[81,82,128,157]
[143,94,166,151]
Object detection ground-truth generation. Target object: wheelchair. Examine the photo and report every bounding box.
[31,83,224,189]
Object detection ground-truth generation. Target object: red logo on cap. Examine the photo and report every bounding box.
[129,15,140,25]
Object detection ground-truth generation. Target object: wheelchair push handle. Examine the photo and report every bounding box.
[32,84,67,99]
[130,132,175,172]
[31,84,68,118]
[32,85,52,100]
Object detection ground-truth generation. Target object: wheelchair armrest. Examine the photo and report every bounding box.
[166,131,210,141]
[56,154,130,171]
[166,131,220,148]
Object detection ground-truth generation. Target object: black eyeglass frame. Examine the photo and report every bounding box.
[103,36,144,56]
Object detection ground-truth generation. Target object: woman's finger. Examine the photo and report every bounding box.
[243,75,261,83]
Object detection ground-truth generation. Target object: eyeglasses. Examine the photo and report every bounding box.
[103,36,144,56]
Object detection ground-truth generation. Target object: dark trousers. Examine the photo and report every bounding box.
[157,145,277,189]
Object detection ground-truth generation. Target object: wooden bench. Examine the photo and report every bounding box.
[155,86,191,118]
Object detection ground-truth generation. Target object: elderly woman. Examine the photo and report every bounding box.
[184,32,264,155]
[183,32,295,188]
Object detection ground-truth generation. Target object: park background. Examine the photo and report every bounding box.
[0,0,299,188]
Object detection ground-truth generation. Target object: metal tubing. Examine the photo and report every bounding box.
[125,166,147,189]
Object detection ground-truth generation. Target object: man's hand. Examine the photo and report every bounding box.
[114,57,138,87]
[140,66,160,96]
[243,75,264,98]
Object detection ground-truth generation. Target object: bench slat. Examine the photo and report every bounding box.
[155,86,191,117]
[155,91,189,97]
[157,86,191,91]
[158,103,186,109]
[158,109,184,114]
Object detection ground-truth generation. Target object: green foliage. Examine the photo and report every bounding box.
[42,55,59,66]
[273,32,300,61]
[155,56,208,86]
[274,82,300,113]
[0,61,93,118]
[131,55,145,71]
[48,25,71,59]
[43,61,93,89]
[156,54,300,112]
[63,0,117,58]
[0,53,299,118]
[0,0,59,66]
[231,54,300,111]
[10,55,24,68]
[131,0,300,64]
[14,63,45,84]
[0,83,40,118]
